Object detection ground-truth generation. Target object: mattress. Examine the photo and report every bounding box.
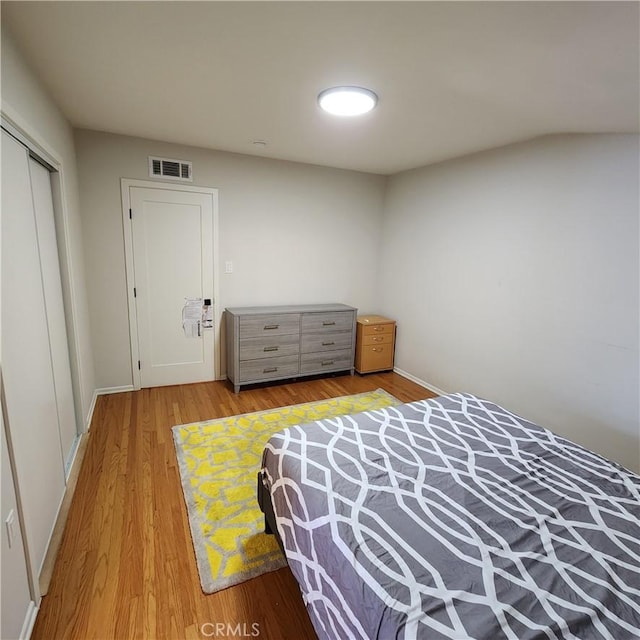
[260,392,640,640]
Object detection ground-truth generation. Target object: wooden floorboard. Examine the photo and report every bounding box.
[32,372,435,640]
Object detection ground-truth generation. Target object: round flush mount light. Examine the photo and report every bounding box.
[318,86,378,116]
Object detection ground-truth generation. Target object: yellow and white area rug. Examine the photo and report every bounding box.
[172,388,401,594]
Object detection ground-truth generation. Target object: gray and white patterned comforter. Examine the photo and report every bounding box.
[260,393,640,640]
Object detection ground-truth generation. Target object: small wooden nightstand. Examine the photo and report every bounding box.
[355,315,396,374]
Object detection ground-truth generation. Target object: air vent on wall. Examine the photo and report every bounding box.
[148,156,193,182]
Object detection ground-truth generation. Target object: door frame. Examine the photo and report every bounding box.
[121,179,220,390]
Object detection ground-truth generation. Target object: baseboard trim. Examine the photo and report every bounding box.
[393,368,448,397]
[96,385,136,395]
[20,600,38,640]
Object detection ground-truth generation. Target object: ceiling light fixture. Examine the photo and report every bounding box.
[318,86,378,116]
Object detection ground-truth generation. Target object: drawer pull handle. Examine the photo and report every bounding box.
[322,321,336,326]
[373,337,383,342]
[264,324,279,330]
[374,326,384,331]
[263,346,279,352]
[321,360,335,366]
[322,341,335,346]
[372,348,383,353]
[263,367,278,373]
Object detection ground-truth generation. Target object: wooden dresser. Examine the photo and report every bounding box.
[225,304,357,392]
[355,315,396,374]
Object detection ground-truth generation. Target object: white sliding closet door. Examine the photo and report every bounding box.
[1,130,66,580]
[29,158,77,469]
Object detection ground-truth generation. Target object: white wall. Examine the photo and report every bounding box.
[74,130,386,389]
[1,26,96,431]
[380,134,640,472]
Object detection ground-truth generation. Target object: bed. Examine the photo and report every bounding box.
[258,392,640,640]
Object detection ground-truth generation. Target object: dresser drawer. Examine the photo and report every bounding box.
[239,314,300,339]
[239,334,300,361]
[301,331,353,354]
[238,355,299,382]
[361,332,394,347]
[301,311,354,334]
[356,344,394,373]
[300,349,353,374]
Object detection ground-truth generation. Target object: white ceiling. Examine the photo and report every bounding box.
[3,1,639,175]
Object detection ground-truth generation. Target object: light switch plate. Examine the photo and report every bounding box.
[224,261,233,274]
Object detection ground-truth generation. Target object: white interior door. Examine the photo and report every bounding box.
[129,185,215,388]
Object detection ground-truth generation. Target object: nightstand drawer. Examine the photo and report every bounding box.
[239,334,300,361]
[361,332,393,347]
[356,344,394,372]
[239,314,300,339]
[361,323,394,337]
[239,355,299,382]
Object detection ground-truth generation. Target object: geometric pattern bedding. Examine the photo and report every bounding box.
[261,393,640,640]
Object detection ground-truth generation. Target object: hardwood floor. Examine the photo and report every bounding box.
[32,372,435,640]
